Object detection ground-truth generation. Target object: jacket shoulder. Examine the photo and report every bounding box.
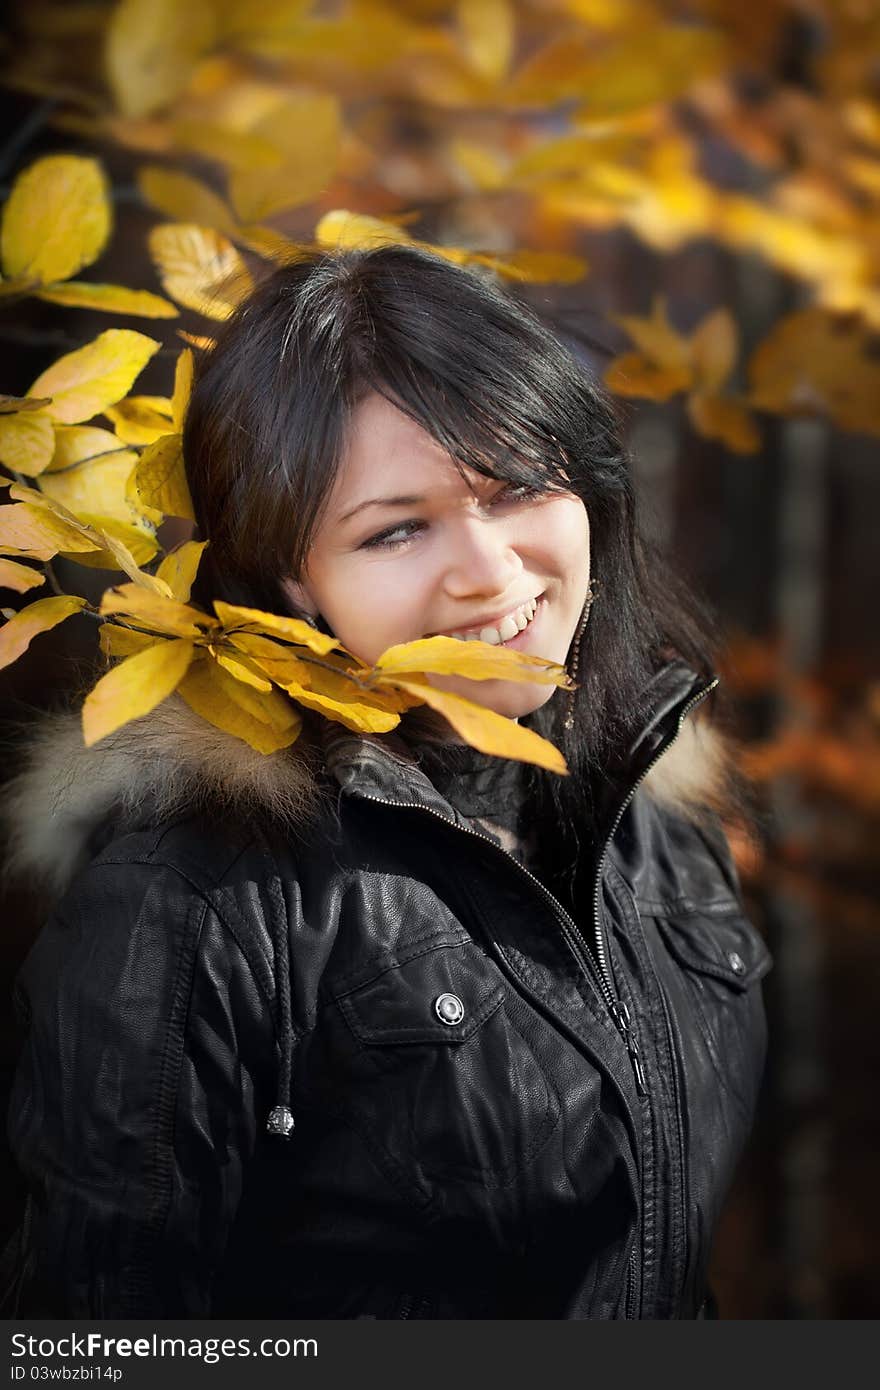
[611,790,744,916]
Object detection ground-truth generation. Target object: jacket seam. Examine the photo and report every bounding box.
[633,896,743,918]
[93,854,281,1019]
[120,890,210,1312]
[331,932,474,999]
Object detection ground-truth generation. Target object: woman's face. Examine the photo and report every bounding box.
[281,391,591,721]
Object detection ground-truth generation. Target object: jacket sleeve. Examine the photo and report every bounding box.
[3,855,277,1318]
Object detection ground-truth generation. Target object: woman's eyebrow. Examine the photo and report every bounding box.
[337,494,426,524]
[339,477,498,526]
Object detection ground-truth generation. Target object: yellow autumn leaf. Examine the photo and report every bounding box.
[29,329,161,425]
[0,412,55,476]
[99,623,164,660]
[582,26,725,117]
[315,210,412,252]
[471,248,588,284]
[0,594,88,670]
[457,0,515,82]
[279,674,404,734]
[148,224,253,319]
[82,637,196,745]
[689,308,738,394]
[39,435,138,521]
[612,297,690,370]
[0,155,111,286]
[228,94,341,223]
[137,166,238,237]
[744,309,880,435]
[105,0,217,119]
[177,331,216,352]
[99,582,213,637]
[171,118,279,173]
[719,196,866,293]
[131,432,194,521]
[213,0,312,44]
[393,677,568,774]
[687,394,761,455]
[450,139,508,191]
[603,352,692,400]
[213,601,342,655]
[63,514,158,569]
[104,396,174,445]
[212,646,272,692]
[36,281,177,318]
[0,395,51,413]
[224,630,315,687]
[5,484,166,590]
[233,224,298,262]
[177,655,302,753]
[171,349,193,430]
[45,424,133,472]
[208,652,302,730]
[0,558,45,593]
[373,635,569,686]
[156,539,207,602]
[0,503,101,560]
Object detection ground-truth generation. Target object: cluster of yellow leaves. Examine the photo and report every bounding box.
[0,491,572,769]
[86,570,571,769]
[605,298,760,454]
[0,154,176,319]
[0,326,164,531]
[0,144,573,772]
[6,0,880,775]
[606,298,880,448]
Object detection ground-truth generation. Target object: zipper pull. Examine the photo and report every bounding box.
[610,1000,648,1098]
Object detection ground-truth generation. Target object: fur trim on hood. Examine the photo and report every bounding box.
[1,690,730,908]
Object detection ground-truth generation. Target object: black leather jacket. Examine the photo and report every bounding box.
[3,659,770,1319]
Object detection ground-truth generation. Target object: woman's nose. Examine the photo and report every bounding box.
[441,515,522,597]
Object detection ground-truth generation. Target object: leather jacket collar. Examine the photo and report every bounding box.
[318,657,719,847]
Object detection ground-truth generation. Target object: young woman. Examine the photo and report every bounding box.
[2,245,770,1319]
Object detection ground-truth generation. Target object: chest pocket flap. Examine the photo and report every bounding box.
[653,909,772,990]
[337,939,505,1046]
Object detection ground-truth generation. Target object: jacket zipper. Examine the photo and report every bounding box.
[353,676,718,1107]
[591,676,720,1098]
[352,673,718,1321]
[592,674,719,1321]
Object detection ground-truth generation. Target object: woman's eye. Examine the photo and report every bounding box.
[361,520,422,550]
[360,484,540,550]
[496,482,541,504]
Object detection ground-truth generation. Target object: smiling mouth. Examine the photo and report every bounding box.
[428,595,543,646]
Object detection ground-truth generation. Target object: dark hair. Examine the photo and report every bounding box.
[184,244,728,904]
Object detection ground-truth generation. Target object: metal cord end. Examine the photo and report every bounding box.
[266,1105,295,1139]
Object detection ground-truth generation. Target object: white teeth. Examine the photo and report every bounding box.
[445,597,540,644]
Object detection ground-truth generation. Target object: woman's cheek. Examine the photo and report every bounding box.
[330,563,416,664]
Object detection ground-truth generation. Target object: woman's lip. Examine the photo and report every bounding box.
[427,594,544,640]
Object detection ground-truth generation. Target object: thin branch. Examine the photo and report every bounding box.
[0,97,60,183]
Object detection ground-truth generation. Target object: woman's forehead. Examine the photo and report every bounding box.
[329,391,488,512]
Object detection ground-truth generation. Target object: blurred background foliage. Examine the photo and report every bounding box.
[0,0,878,1317]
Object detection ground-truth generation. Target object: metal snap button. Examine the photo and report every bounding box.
[434,992,464,1025]
[727,950,746,975]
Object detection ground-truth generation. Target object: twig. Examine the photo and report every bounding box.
[0,98,60,183]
